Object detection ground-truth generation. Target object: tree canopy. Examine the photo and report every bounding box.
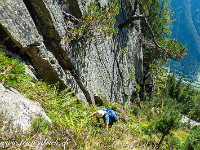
[140,0,187,67]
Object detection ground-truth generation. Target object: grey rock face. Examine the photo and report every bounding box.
[0,0,41,47]
[65,0,143,103]
[0,0,143,104]
[0,83,51,132]
[0,0,87,102]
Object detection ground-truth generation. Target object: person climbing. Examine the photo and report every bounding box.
[89,108,118,128]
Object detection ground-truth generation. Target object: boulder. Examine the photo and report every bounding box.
[0,83,51,132]
[181,115,200,127]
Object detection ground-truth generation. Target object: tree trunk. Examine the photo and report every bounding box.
[157,134,166,149]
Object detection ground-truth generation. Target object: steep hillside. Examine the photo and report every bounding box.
[0,1,200,149]
[1,47,199,149]
[170,0,200,81]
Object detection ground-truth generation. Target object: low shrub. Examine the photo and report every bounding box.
[130,105,141,118]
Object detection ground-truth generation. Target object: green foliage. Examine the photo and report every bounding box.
[30,117,50,135]
[183,126,200,150]
[0,52,25,85]
[143,106,155,121]
[43,88,83,129]
[130,105,141,118]
[162,38,187,60]
[122,46,127,54]
[162,74,199,121]
[163,133,183,149]
[128,68,134,81]
[189,99,200,122]
[143,108,182,149]
[135,82,141,94]
[154,109,181,135]
[141,0,173,38]
[65,0,119,43]
[167,74,177,98]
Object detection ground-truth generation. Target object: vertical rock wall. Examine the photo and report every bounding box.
[0,0,143,104]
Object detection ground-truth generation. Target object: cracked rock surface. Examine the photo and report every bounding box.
[0,0,143,104]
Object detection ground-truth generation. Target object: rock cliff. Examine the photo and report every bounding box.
[0,0,143,104]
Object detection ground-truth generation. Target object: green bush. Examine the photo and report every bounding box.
[155,109,181,149]
[130,105,141,118]
[143,108,182,149]
[66,0,119,43]
[183,126,200,150]
[166,133,182,149]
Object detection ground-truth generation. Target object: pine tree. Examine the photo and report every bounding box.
[175,75,184,101]
[168,74,176,99]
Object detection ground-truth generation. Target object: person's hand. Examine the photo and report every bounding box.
[89,112,96,117]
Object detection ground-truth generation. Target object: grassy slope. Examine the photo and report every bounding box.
[0,51,199,149]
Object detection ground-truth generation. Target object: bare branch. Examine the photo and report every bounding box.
[142,17,169,54]
[62,11,81,24]
[118,15,145,29]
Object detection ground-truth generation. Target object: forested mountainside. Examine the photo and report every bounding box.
[170,0,200,81]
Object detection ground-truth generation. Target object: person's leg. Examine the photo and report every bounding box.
[109,120,114,128]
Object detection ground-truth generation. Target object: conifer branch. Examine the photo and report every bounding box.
[118,15,171,57]
[118,0,173,58]
[142,17,170,55]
